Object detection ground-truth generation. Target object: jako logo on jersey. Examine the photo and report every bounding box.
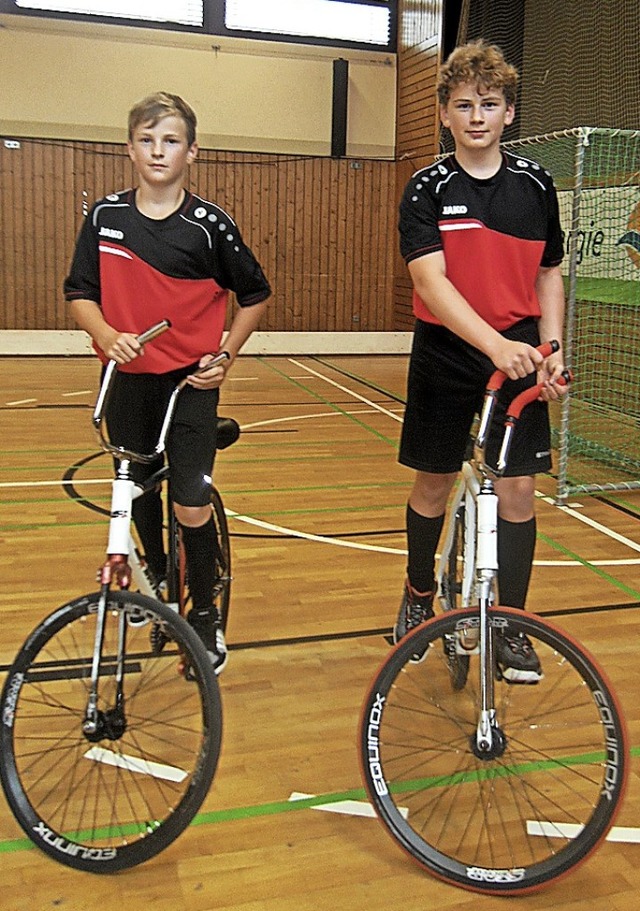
[442,205,468,216]
[99,227,124,240]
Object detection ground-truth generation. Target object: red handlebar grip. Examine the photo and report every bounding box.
[506,369,572,421]
[486,339,561,392]
[537,339,560,359]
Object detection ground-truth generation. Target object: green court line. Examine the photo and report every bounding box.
[0,521,106,532]
[258,357,398,449]
[3,746,639,855]
[537,530,640,601]
[224,480,407,496]
[312,357,405,406]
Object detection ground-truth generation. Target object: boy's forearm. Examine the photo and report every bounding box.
[221,299,268,361]
[535,266,566,349]
[70,299,115,352]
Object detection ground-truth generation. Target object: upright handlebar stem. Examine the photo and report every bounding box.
[92,320,231,463]
[474,340,570,478]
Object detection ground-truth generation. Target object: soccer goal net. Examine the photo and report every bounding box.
[503,128,640,501]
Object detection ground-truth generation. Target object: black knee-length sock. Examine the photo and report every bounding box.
[180,516,218,613]
[406,504,445,593]
[497,516,536,609]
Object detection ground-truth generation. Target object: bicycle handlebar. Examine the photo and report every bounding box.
[485,339,560,392]
[505,369,572,421]
[135,318,172,347]
[475,340,571,478]
[92,320,230,463]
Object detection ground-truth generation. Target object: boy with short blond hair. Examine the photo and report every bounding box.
[65,91,271,674]
[393,41,568,683]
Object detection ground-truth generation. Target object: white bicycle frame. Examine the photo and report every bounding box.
[437,463,479,611]
[434,341,568,754]
[84,320,229,733]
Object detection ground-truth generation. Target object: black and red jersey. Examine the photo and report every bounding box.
[64,188,271,373]
[399,151,564,330]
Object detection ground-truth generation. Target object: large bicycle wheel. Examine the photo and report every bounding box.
[360,607,628,894]
[0,591,222,873]
[168,486,231,632]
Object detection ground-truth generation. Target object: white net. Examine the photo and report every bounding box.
[449,0,640,145]
[503,128,640,499]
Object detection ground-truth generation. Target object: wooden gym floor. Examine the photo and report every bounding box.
[1,353,639,911]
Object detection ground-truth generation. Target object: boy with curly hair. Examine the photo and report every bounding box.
[394,41,568,682]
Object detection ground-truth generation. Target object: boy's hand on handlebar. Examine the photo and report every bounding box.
[187,353,230,389]
[537,351,570,402]
[490,339,544,380]
[102,329,143,364]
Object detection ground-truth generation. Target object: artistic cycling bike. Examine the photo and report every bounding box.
[359,342,628,895]
[0,321,236,873]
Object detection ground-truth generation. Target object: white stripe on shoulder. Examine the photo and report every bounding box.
[179,214,213,249]
[92,200,130,227]
[435,170,458,194]
[99,245,132,259]
[505,167,547,191]
[439,221,483,232]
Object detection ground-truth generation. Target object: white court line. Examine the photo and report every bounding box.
[284,361,640,562]
[226,510,640,564]
[62,389,92,397]
[84,746,187,782]
[288,791,408,820]
[7,366,640,567]
[241,407,396,431]
[527,820,640,844]
[540,494,640,554]
[5,398,37,406]
[5,471,640,565]
[227,509,405,554]
[288,358,402,423]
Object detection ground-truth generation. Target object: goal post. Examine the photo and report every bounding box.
[503,128,640,502]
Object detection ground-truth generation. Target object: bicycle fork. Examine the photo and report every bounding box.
[83,462,134,739]
[473,481,506,758]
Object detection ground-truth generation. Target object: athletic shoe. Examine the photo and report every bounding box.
[129,567,167,628]
[495,632,543,684]
[393,581,435,663]
[187,607,228,675]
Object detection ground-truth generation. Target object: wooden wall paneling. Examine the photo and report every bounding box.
[263,154,280,334]
[335,160,348,332]
[392,2,444,330]
[31,141,45,327]
[340,159,354,334]
[297,157,311,330]
[326,159,340,332]
[0,142,17,329]
[11,142,27,327]
[0,138,396,334]
[313,156,327,332]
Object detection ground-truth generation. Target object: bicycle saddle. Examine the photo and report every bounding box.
[216,417,240,451]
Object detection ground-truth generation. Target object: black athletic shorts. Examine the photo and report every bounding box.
[399,318,552,477]
[104,364,219,507]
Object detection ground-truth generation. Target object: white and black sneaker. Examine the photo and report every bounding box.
[393,581,435,663]
[187,608,228,675]
[495,632,542,684]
